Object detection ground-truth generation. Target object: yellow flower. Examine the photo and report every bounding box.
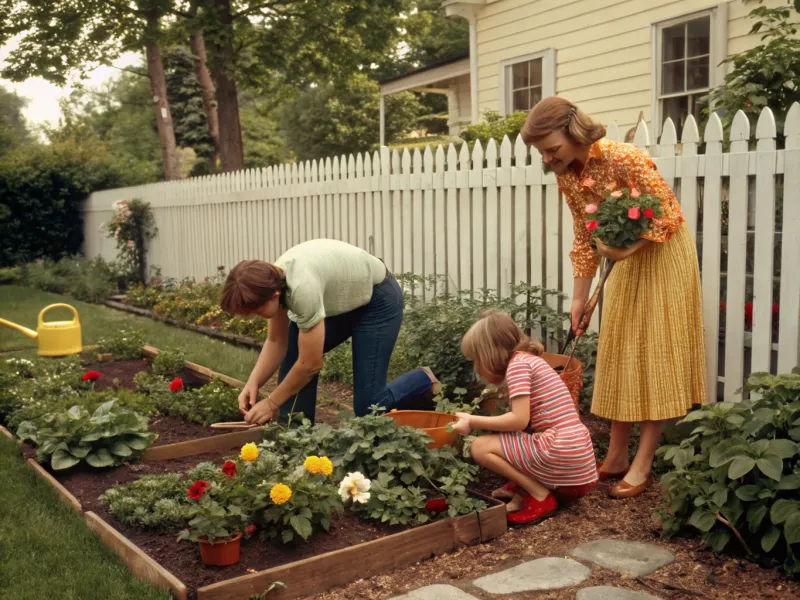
[270,483,292,504]
[304,456,322,474]
[240,443,258,462]
[318,457,333,476]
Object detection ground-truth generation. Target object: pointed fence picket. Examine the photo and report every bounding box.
[83,105,800,400]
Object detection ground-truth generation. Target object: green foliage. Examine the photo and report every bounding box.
[656,369,800,574]
[280,73,421,161]
[17,400,157,470]
[239,89,295,170]
[104,198,157,285]
[262,412,485,526]
[704,0,800,135]
[460,111,528,146]
[151,347,186,378]
[0,265,22,284]
[415,113,449,135]
[101,474,191,529]
[0,85,32,155]
[157,380,241,426]
[590,188,664,248]
[21,255,118,303]
[96,328,145,360]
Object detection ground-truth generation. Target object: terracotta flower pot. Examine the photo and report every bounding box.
[198,532,242,566]
[383,410,458,448]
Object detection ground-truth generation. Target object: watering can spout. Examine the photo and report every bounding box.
[0,318,38,340]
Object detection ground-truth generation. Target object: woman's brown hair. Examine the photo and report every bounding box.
[219,260,286,315]
[520,96,606,146]
[461,310,543,383]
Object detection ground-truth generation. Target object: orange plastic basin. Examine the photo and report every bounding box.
[383,410,458,449]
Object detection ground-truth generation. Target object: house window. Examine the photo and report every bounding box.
[511,59,543,113]
[500,49,556,116]
[651,5,727,136]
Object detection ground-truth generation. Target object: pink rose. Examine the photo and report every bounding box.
[585,204,598,214]
[630,187,641,198]
[610,191,623,198]
[628,206,641,219]
[127,240,135,248]
[581,177,596,187]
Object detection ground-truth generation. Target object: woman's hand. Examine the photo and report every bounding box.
[453,412,473,436]
[238,381,260,416]
[595,238,650,262]
[244,398,277,425]
[570,298,587,336]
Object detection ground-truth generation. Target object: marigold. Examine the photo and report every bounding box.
[318,457,333,476]
[240,443,259,462]
[270,483,292,504]
[304,456,322,474]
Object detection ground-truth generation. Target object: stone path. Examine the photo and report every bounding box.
[389,539,674,599]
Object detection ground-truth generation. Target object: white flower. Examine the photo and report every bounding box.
[338,472,371,504]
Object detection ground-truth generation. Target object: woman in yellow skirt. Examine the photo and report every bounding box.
[520,97,706,498]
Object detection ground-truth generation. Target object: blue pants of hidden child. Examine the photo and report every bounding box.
[277,275,433,423]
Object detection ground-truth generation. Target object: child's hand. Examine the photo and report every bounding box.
[453,412,472,435]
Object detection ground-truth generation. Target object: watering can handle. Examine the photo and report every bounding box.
[38,304,80,327]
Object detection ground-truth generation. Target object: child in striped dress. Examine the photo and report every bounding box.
[455,310,598,525]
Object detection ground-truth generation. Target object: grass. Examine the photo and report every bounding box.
[0,436,172,600]
[0,285,258,381]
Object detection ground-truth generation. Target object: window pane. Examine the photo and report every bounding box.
[529,58,543,87]
[663,23,685,61]
[513,88,530,112]
[690,93,708,123]
[687,56,710,90]
[687,16,710,57]
[662,61,685,94]
[663,95,689,132]
[512,62,528,90]
[530,86,543,107]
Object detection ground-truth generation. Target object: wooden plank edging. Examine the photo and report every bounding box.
[26,458,83,514]
[84,511,188,600]
[142,345,252,391]
[142,427,265,462]
[0,424,15,440]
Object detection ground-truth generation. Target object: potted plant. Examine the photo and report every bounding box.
[178,479,248,566]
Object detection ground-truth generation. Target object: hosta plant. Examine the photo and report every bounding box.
[17,400,156,470]
[656,369,800,574]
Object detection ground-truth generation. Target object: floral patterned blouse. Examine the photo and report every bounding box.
[557,138,684,278]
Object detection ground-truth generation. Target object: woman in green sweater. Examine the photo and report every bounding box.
[220,239,438,424]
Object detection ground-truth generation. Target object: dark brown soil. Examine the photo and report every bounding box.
[53,451,405,598]
[148,415,231,447]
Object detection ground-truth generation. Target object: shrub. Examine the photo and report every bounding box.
[151,348,185,378]
[96,328,145,360]
[415,113,450,135]
[17,400,156,470]
[103,199,157,284]
[21,256,116,302]
[460,111,528,145]
[0,266,22,284]
[156,380,240,425]
[657,369,800,574]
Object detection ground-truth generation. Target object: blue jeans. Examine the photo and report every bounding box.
[277,275,433,422]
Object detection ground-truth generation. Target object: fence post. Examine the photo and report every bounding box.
[779,103,800,373]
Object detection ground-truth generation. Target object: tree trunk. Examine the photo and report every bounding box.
[144,23,181,181]
[207,0,244,172]
[189,30,220,172]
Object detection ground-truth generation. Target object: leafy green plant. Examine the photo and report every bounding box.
[103,198,157,284]
[96,328,145,360]
[656,369,800,574]
[157,380,240,426]
[0,266,22,284]
[125,283,160,308]
[151,348,185,378]
[101,474,191,529]
[17,400,157,470]
[460,111,527,145]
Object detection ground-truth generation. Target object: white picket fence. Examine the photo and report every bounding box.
[82,105,800,403]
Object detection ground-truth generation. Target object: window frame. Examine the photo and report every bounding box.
[499,48,557,117]
[650,4,728,138]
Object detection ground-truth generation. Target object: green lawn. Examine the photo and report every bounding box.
[0,285,258,380]
[0,436,172,600]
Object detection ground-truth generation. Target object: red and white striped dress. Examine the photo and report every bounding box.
[500,352,597,488]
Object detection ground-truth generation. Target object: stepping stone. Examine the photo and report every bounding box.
[570,539,675,577]
[389,584,479,600]
[577,586,663,600]
[472,557,591,594]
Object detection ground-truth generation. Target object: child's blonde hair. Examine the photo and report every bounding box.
[461,310,544,382]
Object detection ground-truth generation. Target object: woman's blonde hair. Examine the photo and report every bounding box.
[461,310,543,382]
[521,96,606,146]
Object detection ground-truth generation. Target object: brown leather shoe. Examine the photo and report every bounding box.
[596,460,629,482]
[609,474,654,499]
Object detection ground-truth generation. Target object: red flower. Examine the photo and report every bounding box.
[221,461,237,478]
[425,498,448,513]
[642,208,654,219]
[187,480,209,500]
[81,371,101,382]
[586,220,598,232]
[245,524,257,536]
[169,377,183,392]
[628,206,641,220]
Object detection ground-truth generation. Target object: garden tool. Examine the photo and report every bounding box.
[560,259,615,364]
[0,304,82,357]
[210,421,259,430]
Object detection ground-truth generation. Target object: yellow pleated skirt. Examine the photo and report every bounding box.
[591,223,707,422]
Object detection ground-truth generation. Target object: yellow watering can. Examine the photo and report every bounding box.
[0,304,83,357]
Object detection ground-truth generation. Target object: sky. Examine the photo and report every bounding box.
[0,34,141,129]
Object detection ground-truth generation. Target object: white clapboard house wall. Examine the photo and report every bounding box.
[82,106,800,403]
